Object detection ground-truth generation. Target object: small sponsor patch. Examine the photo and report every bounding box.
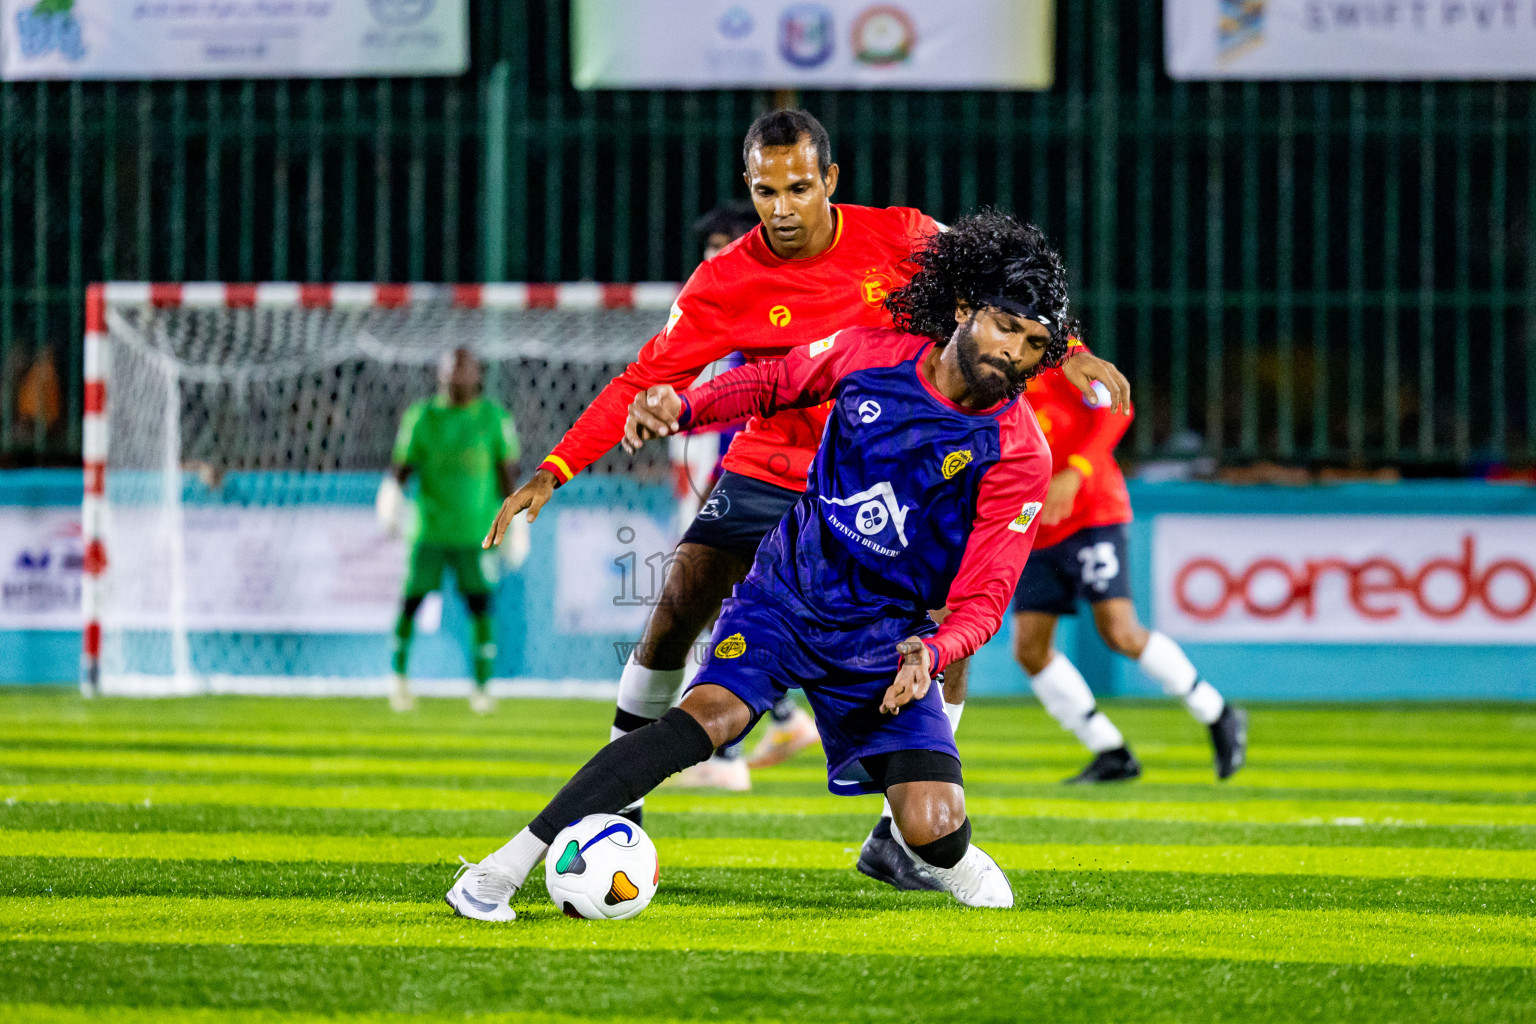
[665,300,683,335]
[769,305,792,327]
[714,632,747,659]
[808,333,837,357]
[1008,501,1043,534]
[941,450,973,479]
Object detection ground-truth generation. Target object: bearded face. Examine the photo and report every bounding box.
[954,317,1027,406]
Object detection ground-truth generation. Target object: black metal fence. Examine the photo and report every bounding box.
[2,0,1532,474]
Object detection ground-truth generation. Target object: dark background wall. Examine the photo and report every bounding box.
[2,0,1533,474]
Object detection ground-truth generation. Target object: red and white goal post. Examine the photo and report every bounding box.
[81,281,680,696]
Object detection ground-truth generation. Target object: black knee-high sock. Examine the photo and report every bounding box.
[530,707,714,843]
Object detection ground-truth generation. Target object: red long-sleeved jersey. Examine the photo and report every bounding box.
[1025,364,1134,551]
[679,326,1052,674]
[538,204,940,490]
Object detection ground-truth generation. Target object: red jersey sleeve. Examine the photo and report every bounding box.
[924,419,1052,674]
[678,327,925,429]
[539,262,737,483]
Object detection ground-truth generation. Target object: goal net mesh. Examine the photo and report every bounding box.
[95,292,675,692]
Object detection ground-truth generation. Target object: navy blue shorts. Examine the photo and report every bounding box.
[678,470,800,560]
[1012,523,1133,616]
[688,581,955,796]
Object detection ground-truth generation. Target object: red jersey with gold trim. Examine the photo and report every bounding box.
[538,204,939,491]
[1026,363,1134,551]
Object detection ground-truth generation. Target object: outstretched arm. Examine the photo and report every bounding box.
[623,327,925,450]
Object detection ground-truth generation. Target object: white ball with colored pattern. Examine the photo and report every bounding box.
[545,814,660,920]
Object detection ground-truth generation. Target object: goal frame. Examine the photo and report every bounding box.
[80,280,680,694]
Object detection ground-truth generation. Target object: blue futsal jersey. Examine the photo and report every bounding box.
[678,326,1052,792]
[679,326,1052,674]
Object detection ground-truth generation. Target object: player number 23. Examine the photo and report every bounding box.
[1076,542,1120,589]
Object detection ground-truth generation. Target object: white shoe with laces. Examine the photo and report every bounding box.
[445,857,519,922]
[921,846,1015,909]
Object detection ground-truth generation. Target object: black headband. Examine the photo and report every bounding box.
[978,293,1059,330]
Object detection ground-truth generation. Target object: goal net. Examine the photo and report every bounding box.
[82,282,680,696]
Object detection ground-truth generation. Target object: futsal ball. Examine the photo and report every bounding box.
[545,813,659,920]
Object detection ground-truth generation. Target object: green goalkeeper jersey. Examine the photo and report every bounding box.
[392,396,520,547]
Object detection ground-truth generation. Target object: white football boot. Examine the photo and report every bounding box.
[469,688,496,715]
[445,857,518,922]
[666,753,751,791]
[925,846,1014,908]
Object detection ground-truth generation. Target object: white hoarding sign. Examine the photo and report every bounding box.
[572,0,1054,90]
[0,507,83,630]
[107,506,407,633]
[1166,1,1536,80]
[1,0,467,81]
[1154,515,1536,644]
[555,509,677,636]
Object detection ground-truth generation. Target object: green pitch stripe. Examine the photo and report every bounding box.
[9,781,1536,826]
[8,830,1536,880]
[2,747,1530,793]
[0,1005,702,1024]
[2,896,1530,968]
[10,724,1536,771]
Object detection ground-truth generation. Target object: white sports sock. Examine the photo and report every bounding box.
[943,700,964,735]
[1138,631,1224,724]
[1184,680,1225,725]
[486,827,549,890]
[1030,652,1125,754]
[615,654,685,721]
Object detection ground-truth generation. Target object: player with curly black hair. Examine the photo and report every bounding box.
[449,212,1065,918]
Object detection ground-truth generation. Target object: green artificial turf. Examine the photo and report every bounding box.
[2,692,1534,1023]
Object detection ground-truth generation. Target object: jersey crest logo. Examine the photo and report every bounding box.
[941,450,973,479]
[1008,501,1044,534]
[768,305,792,327]
[820,481,913,550]
[714,633,747,659]
[809,333,837,357]
[861,272,892,305]
[857,400,881,423]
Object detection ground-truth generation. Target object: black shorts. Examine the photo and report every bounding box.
[1012,523,1133,617]
[678,470,800,560]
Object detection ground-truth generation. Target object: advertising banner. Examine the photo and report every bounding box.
[1166,0,1536,80]
[1153,515,1536,644]
[107,506,407,633]
[0,507,83,630]
[571,0,1054,90]
[554,508,677,636]
[1,0,467,80]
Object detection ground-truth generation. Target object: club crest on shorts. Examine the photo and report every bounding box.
[1008,501,1043,534]
[714,633,747,659]
[941,450,973,479]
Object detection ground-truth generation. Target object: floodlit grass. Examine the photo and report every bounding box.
[2,692,1533,1023]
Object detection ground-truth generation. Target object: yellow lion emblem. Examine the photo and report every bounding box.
[714,633,747,659]
[941,450,974,480]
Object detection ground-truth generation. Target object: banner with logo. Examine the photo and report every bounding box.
[571,0,1054,90]
[0,0,467,80]
[0,507,83,630]
[1166,0,1536,79]
[1153,515,1536,644]
[103,506,407,632]
[554,508,678,636]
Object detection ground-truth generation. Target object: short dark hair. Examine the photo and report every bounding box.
[742,109,832,179]
[885,210,1073,392]
[694,201,760,244]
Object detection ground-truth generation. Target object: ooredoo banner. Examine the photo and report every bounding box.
[1166,0,1536,80]
[571,0,1054,90]
[1153,515,1536,644]
[1,0,467,80]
